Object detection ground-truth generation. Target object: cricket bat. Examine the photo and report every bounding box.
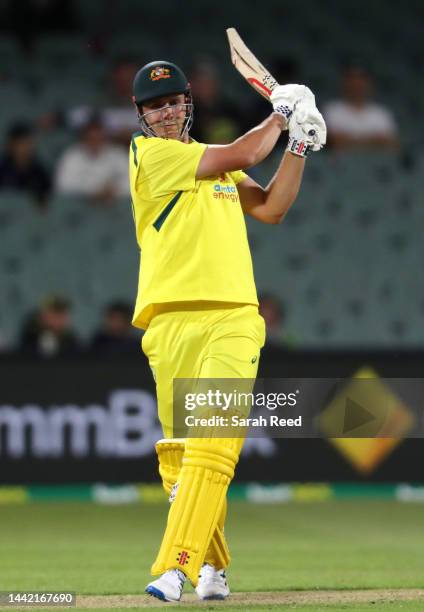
[226,27,316,136]
[226,27,278,100]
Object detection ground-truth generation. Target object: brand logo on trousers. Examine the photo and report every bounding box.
[176,550,190,566]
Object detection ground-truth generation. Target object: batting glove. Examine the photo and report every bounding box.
[270,84,315,123]
[291,101,327,152]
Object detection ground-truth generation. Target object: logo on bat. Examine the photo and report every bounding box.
[150,67,171,81]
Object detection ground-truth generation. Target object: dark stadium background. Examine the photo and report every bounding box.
[0,0,423,491]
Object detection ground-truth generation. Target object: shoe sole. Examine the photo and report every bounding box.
[200,594,227,600]
[145,585,179,603]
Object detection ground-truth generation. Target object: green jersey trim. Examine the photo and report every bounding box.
[130,131,144,167]
[153,191,183,232]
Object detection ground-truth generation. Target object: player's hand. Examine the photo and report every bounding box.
[285,101,326,157]
[292,101,327,152]
[270,84,315,124]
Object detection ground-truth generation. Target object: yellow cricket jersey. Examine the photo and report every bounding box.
[129,133,258,329]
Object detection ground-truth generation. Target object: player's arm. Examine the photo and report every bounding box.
[196,113,285,179]
[237,85,327,224]
[237,153,305,224]
[196,84,319,179]
[238,95,327,224]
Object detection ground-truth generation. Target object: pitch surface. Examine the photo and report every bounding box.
[1,500,423,610]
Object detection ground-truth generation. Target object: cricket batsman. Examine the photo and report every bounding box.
[129,59,326,602]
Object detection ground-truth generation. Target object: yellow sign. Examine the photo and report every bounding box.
[319,367,415,474]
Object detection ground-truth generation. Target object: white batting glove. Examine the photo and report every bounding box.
[292,101,327,152]
[286,120,315,157]
[270,84,315,124]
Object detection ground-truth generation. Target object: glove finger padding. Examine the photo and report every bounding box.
[270,83,305,106]
[297,85,315,107]
[270,83,309,123]
[293,103,327,151]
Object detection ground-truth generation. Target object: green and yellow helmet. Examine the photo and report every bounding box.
[132,60,193,139]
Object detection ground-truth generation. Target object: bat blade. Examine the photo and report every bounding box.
[226,27,278,100]
[226,28,316,138]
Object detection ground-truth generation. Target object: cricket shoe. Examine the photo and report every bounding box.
[195,563,230,600]
[145,568,186,602]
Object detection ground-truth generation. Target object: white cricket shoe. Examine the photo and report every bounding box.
[195,563,230,600]
[145,568,186,602]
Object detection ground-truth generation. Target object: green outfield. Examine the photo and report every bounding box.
[0,500,423,610]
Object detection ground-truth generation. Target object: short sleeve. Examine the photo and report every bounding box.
[139,138,207,196]
[230,170,248,184]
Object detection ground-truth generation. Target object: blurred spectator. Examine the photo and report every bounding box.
[90,302,140,354]
[101,57,140,143]
[188,59,241,144]
[323,65,399,150]
[19,295,81,358]
[55,116,130,205]
[67,57,139,145]
[259,293,296,348]
[39,57,139,146]
[0,122,51,208]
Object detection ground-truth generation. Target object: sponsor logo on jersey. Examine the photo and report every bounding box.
[213,178,239,203]
[150,67,171,81]
[214,184,236,194]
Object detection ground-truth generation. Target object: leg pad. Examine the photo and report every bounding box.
[155,439,231,569]
[151,437,241,585]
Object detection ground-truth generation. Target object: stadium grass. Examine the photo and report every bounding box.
[0,500,423,609]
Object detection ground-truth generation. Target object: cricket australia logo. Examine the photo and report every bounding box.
[150,67,171,81]
[176,550,190,566]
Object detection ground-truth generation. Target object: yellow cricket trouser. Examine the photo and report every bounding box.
[142,303,265,436]
[141,302,266,581]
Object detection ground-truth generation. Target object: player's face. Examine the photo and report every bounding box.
[142,94,187,140]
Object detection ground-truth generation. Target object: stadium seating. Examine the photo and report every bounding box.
[0,0,422,348]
